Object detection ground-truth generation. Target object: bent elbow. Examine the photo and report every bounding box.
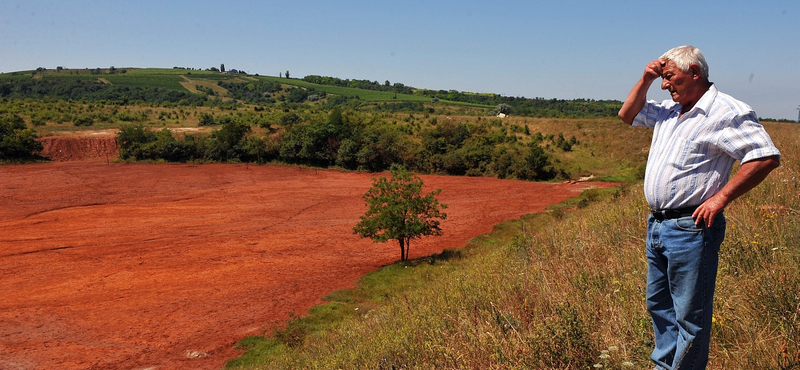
[767,155,781,170]
[618,110,634,125]
[755,155,781,174]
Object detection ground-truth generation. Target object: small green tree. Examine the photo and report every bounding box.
[0,114,43,160]
[117,123,156,160]
[198,113,216,126]
[490,103,512,116]
[353,165,448,261]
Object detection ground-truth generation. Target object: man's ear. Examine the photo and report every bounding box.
[689,64,702,79]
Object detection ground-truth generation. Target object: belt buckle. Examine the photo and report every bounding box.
[651,209,667,220]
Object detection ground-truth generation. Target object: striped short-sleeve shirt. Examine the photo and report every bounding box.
[632,84,781,210]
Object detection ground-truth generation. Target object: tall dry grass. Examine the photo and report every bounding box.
[232,122,798,370]
[709,122,800,369]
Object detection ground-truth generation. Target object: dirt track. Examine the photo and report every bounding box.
[1,148,615,369]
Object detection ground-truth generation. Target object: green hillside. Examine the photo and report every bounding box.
[0,67,458,104]
[0,67,620,116]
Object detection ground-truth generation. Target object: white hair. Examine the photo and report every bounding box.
[660,45,709,79]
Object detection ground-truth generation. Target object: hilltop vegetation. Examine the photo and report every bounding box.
[1,67,622,116]
[301,74,622,117]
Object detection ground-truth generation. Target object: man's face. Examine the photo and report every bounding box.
[660,60,700,107]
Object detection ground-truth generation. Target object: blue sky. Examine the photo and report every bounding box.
[2,0,798,120]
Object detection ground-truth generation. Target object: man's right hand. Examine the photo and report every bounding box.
[619,59,665,125]
[643,59,665,83]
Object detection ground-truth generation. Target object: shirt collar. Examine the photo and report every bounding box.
[692,83,717,115]
[675,83,716,117]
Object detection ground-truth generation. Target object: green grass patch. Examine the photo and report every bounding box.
[227,246,468,368]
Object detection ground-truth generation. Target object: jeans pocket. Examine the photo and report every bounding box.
[674,215,703,232]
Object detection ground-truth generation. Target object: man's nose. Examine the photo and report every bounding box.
[661,79,669,90]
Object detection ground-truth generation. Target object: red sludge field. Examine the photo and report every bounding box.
[0,137,615,370]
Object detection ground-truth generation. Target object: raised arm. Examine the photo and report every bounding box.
[618,59,664,125]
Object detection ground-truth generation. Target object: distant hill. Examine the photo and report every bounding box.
[0,67,622,118]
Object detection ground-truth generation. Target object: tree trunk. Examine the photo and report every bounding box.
[398,238,406,261]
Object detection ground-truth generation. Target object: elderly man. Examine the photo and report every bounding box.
[618,45,781,370]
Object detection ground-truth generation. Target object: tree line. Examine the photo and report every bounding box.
[422,91,622,118]
[118,108,574,181]
[303,75,415,95]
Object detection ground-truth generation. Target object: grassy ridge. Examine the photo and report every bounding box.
[258,75,433,103]
[229,122,799,369]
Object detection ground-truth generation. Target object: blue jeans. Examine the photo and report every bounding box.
[645,213,726,370]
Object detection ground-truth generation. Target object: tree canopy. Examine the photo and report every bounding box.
[0,114,42,160]
[353,165,448,261]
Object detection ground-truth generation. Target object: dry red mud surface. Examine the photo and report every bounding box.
[1,145,617,369]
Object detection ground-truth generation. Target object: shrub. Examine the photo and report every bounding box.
[117,123,156,160]
[0,114,42,160]
[205,120,251,161]
[198,113,215,126]
[73,114,94,126]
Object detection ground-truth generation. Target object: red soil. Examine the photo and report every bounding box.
[0,136,616,370]
[38,132,119,162]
